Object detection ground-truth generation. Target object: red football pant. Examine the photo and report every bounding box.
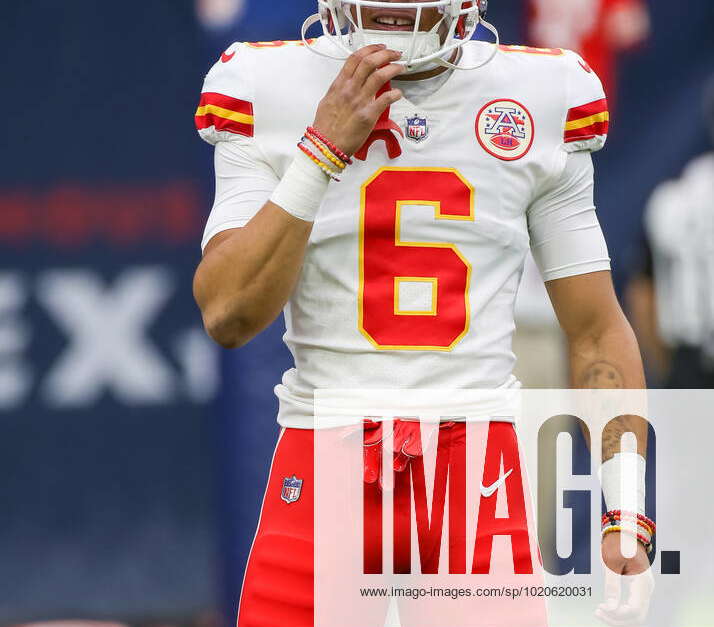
[237,423,547,627]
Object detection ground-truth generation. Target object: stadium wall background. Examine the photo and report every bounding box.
[0,0,712,625]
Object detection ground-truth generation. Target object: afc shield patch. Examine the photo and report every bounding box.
[476,99,534,161]
[281,475,303,504]
[405,114,429,142]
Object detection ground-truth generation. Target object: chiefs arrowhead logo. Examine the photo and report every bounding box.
[221,50,236,63]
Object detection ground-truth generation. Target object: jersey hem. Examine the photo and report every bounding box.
[541,259,611,282]
[276,380,524,429]
[201,219,250,251]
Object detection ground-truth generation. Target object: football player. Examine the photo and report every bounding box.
[193,1,651,625]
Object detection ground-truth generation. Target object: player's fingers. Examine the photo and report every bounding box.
[353,48,403,86]
[368,88,404,118]
[363,62,407,97]
[621,570,654,623]
[594,607,624,626]
[609,605,640,625]
[340,44,386,79]
[594,607,636,627]
[601,564,623,613]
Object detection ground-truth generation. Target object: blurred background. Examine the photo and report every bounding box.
[1,0,712,626]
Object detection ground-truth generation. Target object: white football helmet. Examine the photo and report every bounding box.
[302,0,499,72]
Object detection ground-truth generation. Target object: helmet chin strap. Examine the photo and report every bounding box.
[436,18,499,71]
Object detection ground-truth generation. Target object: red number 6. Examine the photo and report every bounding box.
[359,168,474,351]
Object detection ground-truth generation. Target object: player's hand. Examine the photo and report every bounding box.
[312,44,405,156]
[596,532,654,625]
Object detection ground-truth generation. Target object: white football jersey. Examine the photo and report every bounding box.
[196,37,611,428]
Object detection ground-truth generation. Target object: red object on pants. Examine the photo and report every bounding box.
[237,424,545,627]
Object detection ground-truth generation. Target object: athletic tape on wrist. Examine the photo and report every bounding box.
[269,149,330,222]
[599,452,646,515]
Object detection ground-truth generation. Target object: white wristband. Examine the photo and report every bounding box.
[599,452,646,515]
[269,149,330,222]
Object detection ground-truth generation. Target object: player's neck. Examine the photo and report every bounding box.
[395,49,458,82]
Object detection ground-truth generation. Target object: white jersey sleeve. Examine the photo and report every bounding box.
[527,151,611,282]
[195,43,280,250]
[562,51,609,153]
[195,42,256,145]
[200,139,279,251]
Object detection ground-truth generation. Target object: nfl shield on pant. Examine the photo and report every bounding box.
[281,475,304,504]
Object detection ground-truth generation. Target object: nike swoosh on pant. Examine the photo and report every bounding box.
[480,468,513,498]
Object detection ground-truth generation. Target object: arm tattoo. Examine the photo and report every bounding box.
[579,361,630,460]
[579,360,624,389]
[602,415,631,461]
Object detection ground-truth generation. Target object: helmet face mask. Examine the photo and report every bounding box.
[305,0,496,73]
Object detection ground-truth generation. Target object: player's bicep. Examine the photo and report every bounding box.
[201,138,279,252]
[527,151,610,282]
[202,227,241,258]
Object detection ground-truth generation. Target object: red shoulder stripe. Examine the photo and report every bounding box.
[197,92,253,116]
[195,92,254,137]
[564,120,609,143]
[567,98,608,121]
[195,112,253,137]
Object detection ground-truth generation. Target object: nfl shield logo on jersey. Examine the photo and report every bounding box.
[405,114,429,142]
[281,475,303,504]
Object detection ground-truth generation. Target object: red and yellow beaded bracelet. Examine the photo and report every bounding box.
[307,126,353,165]
[304,133,347,171]
[603,513,654,537]
[602,510,656,534]
[297,141,341,181]
[602,525,653,553]
[602,509,655,553]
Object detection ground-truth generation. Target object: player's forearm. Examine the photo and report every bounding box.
[193,201,313,348]
[566,309,648,461]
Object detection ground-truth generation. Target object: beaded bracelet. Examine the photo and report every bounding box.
[602,521,652,547]
[602,525,653,553]
[602,510,656,534]
[307,126,353,165]
[297,142,341,182]
[304,133,347,171]
[602,525,652,546]
[604,513,654,537]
